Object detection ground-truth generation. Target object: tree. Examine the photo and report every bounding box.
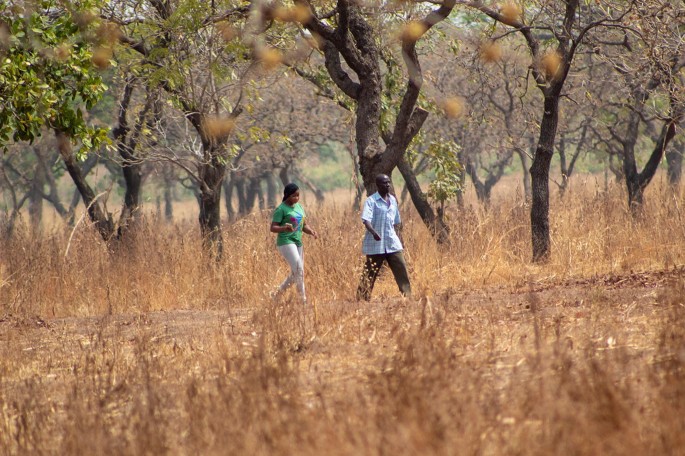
[0,0,116,239]
[278,0,457,240]
[599,0,685,210]
[112,0,254,257]
[666,136,683,187]
[458,0,633,261]
[425,40,536,204]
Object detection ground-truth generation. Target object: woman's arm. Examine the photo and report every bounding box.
[271,221,294,233]
[302,221,318,239]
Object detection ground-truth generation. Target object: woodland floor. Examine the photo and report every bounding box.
[2,266,682,399]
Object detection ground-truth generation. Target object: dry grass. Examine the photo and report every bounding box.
[1,180,684,455]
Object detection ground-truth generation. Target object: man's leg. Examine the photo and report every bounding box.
[386,251,411,297]
[356,255,385,301]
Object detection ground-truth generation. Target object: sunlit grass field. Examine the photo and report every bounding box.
[1,177,684,454]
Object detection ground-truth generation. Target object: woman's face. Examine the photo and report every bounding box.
[286,191,300,205]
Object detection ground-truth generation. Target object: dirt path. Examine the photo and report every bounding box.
[2,266,682,347]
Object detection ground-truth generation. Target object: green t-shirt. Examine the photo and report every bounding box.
[272,202,305,246]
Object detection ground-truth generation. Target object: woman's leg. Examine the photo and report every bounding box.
[295,245,305,302]
[276,244,306,302]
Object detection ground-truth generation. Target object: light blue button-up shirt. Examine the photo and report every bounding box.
[361,192,403,255]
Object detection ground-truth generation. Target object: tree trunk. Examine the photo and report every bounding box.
[623,115,678,212]
[301,0,453,225]
[516,148,532,202]
[246,177,260,213]
[56,130,115,241]
[265,172,278,208]
[530,95,560,263]
[397,156,450,243]
[293,170,325,205]
[356,77,384,194]
[621,110,643,209]
[666,134,683,187]
[465,156,489,204]
[164,177,174,222]
[28,154,45,232]
[198,148,225,258]
[64,153,98,226]
[235,176,248,216]
[278,166,290,187]
[34,146,69,219]
[223,177,235,222]
[464,151,512,205]
[558,135,569,199]
[118,158,142,233]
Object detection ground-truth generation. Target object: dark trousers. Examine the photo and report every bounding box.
[356,251,411,301]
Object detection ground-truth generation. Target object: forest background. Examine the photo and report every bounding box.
[1,0,685,454]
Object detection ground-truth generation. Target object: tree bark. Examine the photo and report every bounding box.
[302,0,452,199]
[113,78,159,236]
[56,130,115,241]
[163,167,174,222]
[530,95,560,263]
[397,156,449,243]
[197,148,225,258]
[464,151,512,204]
[666,137,683,187]
[28,151,46,231]
[265,172,278,208]
[223,177,235,222]
[628,118,679,210]
[235,176,248,217]
[516,148,532,202]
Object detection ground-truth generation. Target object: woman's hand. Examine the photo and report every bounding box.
[271,222,294,233]
[303,225,318,239]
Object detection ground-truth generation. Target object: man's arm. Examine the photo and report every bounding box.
[363,219,381,241]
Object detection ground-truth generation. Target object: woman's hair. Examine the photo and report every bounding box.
[282,183,299,202]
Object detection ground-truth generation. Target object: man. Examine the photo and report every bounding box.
[356,174,412,301]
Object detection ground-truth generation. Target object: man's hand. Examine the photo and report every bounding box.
[284,223,294,232]
[363,220,381,241]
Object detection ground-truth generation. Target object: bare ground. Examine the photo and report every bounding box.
[2,266,682,399]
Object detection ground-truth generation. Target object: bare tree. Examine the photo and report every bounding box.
[458,0,633,261]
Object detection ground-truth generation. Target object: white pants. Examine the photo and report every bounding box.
[276,243,306,303]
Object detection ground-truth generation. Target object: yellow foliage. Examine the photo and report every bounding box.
[442,96,466,119]
[91,46,113,69]
[73,10,97,29]
[257,46,283,71]
[541,50,563,81]
[203,116,236,140]
[479,40,503,63]
[96,22,122,46]
[53,44,71,62]
[290,4,312,23]
[500,2,522,23]
[305,33,324,51]
[216,22,237,42]
[272,4,311,23]
[401,21,428,43]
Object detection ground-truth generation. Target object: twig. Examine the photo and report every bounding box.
[64,192,107,260]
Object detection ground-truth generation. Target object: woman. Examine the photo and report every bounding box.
[270,183,318,305]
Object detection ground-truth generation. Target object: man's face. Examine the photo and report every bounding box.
[376,176,391,195]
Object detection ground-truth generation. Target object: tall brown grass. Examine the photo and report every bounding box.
[0,179,684,455]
